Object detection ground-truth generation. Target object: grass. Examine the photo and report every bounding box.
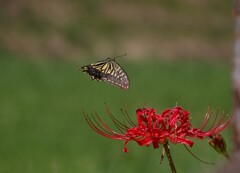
[0,54,232,173]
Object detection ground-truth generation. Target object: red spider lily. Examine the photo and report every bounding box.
[84,106,231,153]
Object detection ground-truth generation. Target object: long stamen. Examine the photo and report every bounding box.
[198,108,211,129]
[91,112,115,136]
[121,108,136,127]
[105,106,129,131]
[202,110,219,132]
[84,111,129,140]
[94,112,127,138]
[84,113,113,137]
[183,145,214,165]
[204,112,231,135]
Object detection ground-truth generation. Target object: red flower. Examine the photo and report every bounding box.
[84,106,231,153]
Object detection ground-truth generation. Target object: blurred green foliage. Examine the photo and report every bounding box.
[0,53,232,173]
[0,0,233,59]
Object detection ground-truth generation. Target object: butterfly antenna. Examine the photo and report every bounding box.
[112,53,127,60]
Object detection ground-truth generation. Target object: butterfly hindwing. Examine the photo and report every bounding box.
[101,60,129,90]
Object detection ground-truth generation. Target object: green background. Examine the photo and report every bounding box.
[0,0,233,173]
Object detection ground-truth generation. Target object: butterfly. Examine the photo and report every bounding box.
[78,54,130,90]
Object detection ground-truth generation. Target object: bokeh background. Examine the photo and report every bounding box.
[0,0,233,173]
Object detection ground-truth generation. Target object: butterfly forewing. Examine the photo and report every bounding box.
[90,61,107,71]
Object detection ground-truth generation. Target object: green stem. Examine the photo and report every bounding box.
[223,152,232,161]
[163,141,177,173]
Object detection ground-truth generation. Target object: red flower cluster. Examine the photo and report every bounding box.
[84,106,231,153]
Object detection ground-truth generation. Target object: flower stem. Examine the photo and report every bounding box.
[223,152,232,161]
[163,141,177,173]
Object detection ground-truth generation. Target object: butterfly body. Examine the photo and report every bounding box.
[81,65,103,80]
[79,56,129,90]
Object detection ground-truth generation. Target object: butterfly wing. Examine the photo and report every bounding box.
[90,60,107,72]
[101,60,129,90]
